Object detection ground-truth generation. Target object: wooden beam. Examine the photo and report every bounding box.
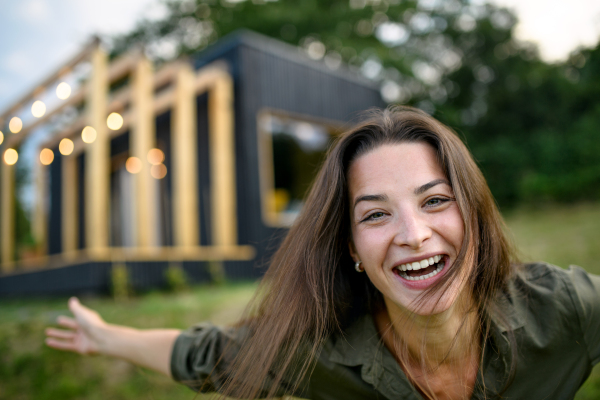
[131,58,158,248]
[84,47,110,257]
[3,90,87,149]
[1,161,15,270]
[2,244,257,274]
[2,52,140,150]
[208,72,237,246]
[0,37,99,126]
[36,60,221,152]
[62,155,78,255]
[172,65,200,248]
[38,63,182,152]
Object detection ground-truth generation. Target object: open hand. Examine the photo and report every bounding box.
[45,297,107,355]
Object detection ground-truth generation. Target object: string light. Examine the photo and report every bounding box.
[0,131,3,145]
[56,82,71,99]
[59,138,74,155]
[9,117,22,133]
[151,163,167,179]
[40,148,54,165]
[107,112,123,130]
[81,126,97,143]
[4,148,18,165]
[147,148,165,165]
[126,157,142,174]
[31,100,46,118]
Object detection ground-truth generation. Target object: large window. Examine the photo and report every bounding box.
[258,110,340,226]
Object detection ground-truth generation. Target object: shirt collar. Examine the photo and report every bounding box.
[327,313,420,399]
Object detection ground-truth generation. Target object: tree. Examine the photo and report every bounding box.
[111,0,600,207]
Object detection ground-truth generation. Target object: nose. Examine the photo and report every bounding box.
[393,208,432,249]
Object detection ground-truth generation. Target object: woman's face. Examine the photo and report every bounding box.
[348,142,470,316]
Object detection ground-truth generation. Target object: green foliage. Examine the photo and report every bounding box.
[207,261,226,286]
[164,263,190,292]
[111,263,131,301]
[110,0,600,208]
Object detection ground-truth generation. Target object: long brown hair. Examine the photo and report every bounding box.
[216,106,517,398]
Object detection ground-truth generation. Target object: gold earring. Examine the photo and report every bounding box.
[355,261,364,272]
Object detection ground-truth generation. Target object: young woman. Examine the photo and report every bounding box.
[46,107,600,399]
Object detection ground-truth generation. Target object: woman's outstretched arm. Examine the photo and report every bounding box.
[45,297,181,378]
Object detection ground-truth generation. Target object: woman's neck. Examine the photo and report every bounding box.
[376,293,479,367]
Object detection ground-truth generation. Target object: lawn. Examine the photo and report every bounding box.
[505,202,600,274]
[1,202,600,399]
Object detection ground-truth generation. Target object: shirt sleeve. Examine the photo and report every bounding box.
[169,322,302,396]
[564,266,600,364]
[170,322,245,392]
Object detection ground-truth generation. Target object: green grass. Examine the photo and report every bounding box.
[0,283,257,400]
[1,202,600,399]
[505,202,600,274]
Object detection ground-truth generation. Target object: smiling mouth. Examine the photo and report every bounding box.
[394,255,447,281]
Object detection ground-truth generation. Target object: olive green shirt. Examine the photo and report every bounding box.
[171,263,600,399]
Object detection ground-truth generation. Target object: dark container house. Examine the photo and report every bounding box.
[0,30,384,297]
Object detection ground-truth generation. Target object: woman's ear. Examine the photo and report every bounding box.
[348,240,359,263]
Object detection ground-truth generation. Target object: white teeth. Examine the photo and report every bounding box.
[395,255,446,281]
[396,255,444,272]
[398,262,444,281]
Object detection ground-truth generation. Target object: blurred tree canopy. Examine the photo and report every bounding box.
[111,0,600,207]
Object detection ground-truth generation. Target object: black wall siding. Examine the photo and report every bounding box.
[156,111,173,247]
[77,153,86,249]
[0,261,214,298]
[195,94,212,246]
[238,45,273,263]
[48,149,62,255]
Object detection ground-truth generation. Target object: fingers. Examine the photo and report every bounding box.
[68,296,85,314]
[45,337,77,352]
[57,315,79,329]
[45,327,76,340]
[45,327,78,352]
[68,297,101,322]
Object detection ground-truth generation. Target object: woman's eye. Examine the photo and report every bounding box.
[424,197,449,207]
[362,212,385,222]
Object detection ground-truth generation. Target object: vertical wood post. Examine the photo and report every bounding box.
[132,57,158,248]
[172,65,199,248]
[209,74,237,246]
[62,155,78,255]
[85,47,110,256]
[1,161,14,270]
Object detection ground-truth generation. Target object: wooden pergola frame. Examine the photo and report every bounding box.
[0,39,252,273]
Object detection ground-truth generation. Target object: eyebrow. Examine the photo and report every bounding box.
[353,194,388,209]
[352,179,451,210]
[414,179,451,195]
